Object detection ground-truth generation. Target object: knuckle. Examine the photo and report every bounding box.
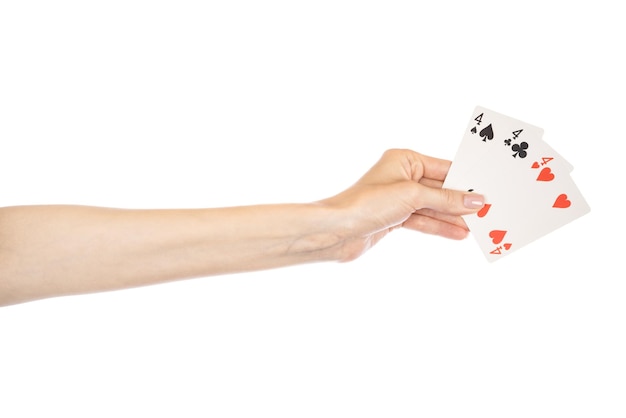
[439,188,451,204]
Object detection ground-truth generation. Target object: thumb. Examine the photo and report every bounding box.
[414,184,485,215]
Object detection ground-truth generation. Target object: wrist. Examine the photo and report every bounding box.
[284,202,350,263]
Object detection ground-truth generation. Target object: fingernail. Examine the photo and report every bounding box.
[464,193,485,209]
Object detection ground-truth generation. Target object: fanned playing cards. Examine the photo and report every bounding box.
[444,106,590,262]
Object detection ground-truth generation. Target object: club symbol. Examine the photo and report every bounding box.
[512,141,528,158]
[504,139,512,146]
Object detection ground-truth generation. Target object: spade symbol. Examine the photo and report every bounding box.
[471,126,477,134]
[479,124,494,142]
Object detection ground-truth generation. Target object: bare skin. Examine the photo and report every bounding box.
[0,149,484,306]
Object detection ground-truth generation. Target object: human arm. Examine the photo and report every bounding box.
[0,149,484,306]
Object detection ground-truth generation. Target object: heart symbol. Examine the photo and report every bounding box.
[531,161,540,169]
[489,229,507,245]
[553,194,571,208]
[537,167,555,182]
[503,243,512,250]
[477,203,491,218]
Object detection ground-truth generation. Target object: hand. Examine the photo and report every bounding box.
[320,149,484,261]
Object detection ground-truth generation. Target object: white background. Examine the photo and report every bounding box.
[1,1,624,417]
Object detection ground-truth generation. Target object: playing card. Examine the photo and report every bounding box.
[451,137,589,262]
[444,106,589,261]
[445,106,546,184]
[464,177,590,262]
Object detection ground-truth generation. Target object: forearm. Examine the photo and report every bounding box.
[0,204,344,306]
